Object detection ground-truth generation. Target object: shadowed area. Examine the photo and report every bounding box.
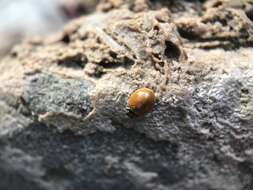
[0,123,186,190]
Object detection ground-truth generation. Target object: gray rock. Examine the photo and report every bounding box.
[0,0,253,189]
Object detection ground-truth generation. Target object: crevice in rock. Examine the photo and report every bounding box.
[42,167,74,182]
[57,54,87,69]
[99,56,134,69]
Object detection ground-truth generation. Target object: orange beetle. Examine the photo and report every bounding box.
[127,87,156,116]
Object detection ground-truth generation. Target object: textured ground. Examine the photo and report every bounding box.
[1,0,253,189]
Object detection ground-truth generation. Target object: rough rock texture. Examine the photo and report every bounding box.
[1,0,253,189]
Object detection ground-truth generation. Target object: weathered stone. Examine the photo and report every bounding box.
[1,0,253,189]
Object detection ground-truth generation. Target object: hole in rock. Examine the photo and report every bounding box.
[212,1,223,8]
[164,41,181,60]
[177,27,200,40]
[246,9,253,22]
[62,34,71,44]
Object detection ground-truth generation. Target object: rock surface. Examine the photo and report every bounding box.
[1,0,253,189]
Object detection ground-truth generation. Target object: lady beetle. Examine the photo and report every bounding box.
[127,87,156,116]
